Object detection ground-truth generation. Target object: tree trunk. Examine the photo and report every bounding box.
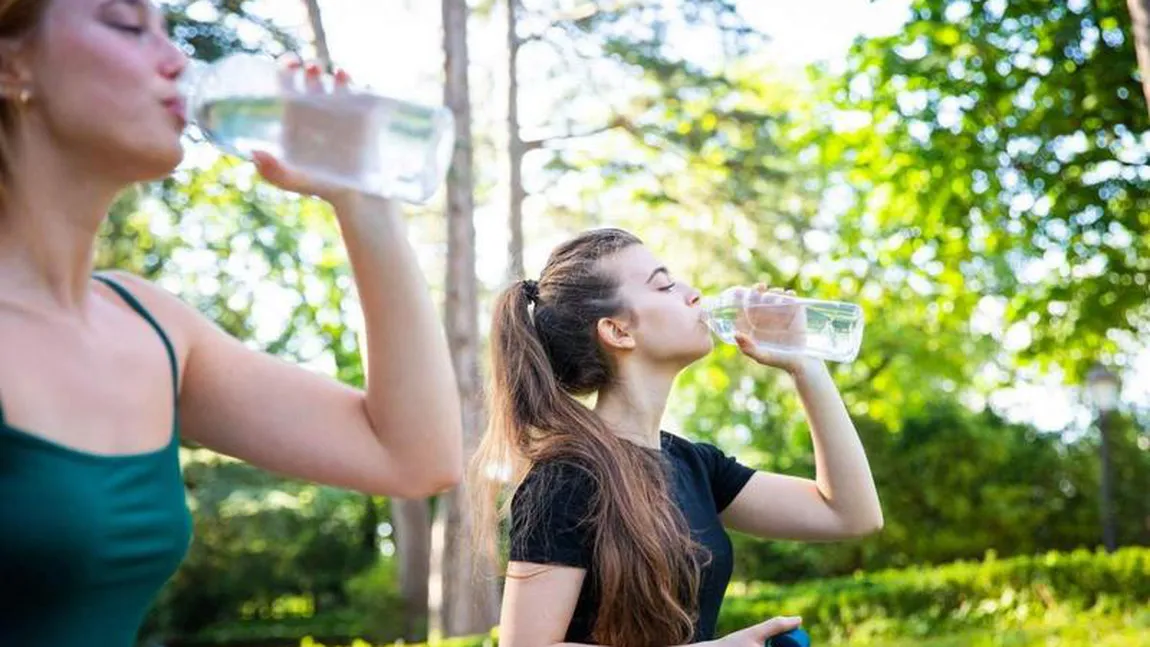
[440,0,500,636]
[302,0,334,71]
[392,498,432,641]
[1129,0,1150,113]
[506,0,526,281]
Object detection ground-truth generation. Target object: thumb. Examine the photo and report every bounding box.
[252,151,289,182]
[734,333,769,364]
[252,150,309,191]
[750,616,802,640]
[734,332,759,355]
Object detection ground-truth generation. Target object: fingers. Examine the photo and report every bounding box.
[734,332,765,361]
[304,62,324,93]
[333,68,352,93]
[251,151,286,183]
[277,56,349,94]
[278,56,301,93]
[734,331,753,350]
[751,616,803,639]
[749,283,797,308]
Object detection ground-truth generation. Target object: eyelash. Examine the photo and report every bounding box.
[111,23,145,35]
[659,283,677,292]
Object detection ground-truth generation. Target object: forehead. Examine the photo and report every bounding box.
[602,244,666,284]
[48,0,157,17]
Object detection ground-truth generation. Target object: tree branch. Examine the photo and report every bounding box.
[521,119,626,151]
[302,0,333,71]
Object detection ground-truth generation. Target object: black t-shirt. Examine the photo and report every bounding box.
[508,432,756,643]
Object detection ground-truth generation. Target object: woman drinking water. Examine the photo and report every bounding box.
[0,2,463,644]
[472,228,884,646]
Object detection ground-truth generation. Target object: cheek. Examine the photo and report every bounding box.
[635,301,689,340]
[38,26,154,130]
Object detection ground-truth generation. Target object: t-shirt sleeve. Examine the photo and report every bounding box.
[508,460,597,568]
[695,441,756,512]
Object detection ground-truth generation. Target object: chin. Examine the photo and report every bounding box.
[678,337,715,368]
[128,142,186,181]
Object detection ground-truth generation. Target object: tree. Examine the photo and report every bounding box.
[163,1,297,61]
[506,0,526,281]
[440,0,500,636]
[302,0,333,71]
[821,0,1149,381]
[1128,0,1150,111]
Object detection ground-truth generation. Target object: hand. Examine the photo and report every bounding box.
[252,58,358,206]
[733,283,820,375]
[711,616,803,647]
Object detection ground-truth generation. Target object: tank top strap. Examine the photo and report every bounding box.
[93,275,180,403]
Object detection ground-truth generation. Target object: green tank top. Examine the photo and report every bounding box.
[0,276,193,646]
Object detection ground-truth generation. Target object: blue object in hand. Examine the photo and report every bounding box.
[766,627,811,647]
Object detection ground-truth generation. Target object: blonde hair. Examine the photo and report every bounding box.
[0,0,50,203]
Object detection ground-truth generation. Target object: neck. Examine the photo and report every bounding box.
[0,137,124,311]
[594,362,678,449]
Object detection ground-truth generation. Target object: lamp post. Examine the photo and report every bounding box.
[1086,363,1121,553]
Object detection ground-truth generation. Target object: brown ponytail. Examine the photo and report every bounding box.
[470,228,703,646]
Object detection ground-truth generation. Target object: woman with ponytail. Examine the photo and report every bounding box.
[471,228,883,646]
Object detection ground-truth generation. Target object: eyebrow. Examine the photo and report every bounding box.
[645,267,670,284]
[103,0,167,31]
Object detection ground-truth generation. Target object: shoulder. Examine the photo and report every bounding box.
[94,271,215,346]
[508,458,598,567]
[513,458,599,508]
[96,271,189,318]
[661,431,720,464]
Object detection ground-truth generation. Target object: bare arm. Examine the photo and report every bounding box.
[723,355,883,540]
[109,193,462,497]
[499,562,587,647]
[499,563,802,647]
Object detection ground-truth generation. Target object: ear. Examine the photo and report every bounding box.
[596,316,636,352]
[0,39,34,101]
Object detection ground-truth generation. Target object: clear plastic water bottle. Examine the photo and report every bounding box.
[182,54,455,204]
[702,286,864,363]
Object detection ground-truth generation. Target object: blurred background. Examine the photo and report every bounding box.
[123,1,1148,645]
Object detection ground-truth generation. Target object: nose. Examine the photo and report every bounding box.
[686,285,702,307]
[157,38,188,82]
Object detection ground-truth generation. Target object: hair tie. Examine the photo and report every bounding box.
[522,279,540,303]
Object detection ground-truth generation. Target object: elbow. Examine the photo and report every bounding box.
[392,461,463,498]
[849,510,884,537]
[435,460,465,492]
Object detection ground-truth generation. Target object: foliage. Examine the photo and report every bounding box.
[870,609,1150,647]
[146,549,1150,646]
[820,0,1150,379]
[718,547,1150,643]
[343,559,408,643]
[725,402,1150,583]
[162,0,299,62]
[141,459,381,640]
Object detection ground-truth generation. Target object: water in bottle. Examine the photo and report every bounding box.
[702,286,864,363]
[183,54,455,204]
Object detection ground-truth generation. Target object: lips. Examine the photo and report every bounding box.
[162,97,187,125]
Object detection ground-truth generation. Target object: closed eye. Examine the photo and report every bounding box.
[109,23,145,34]
[659,283,677,292]
[100,0,154,36]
